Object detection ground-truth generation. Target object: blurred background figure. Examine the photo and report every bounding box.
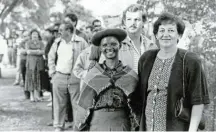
[64,13,88,42]
[0,35,7,65]
[7,33,17,68]
[18,30,30,99]
[25,29,45,102]
[92,19,102,28]
[13,32,25,86]
[84,25,93,44]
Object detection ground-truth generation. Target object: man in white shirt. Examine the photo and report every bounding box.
[48,22,88,131]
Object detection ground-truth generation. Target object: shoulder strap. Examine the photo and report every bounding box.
[54,40,61,65]
[182,51,188,98]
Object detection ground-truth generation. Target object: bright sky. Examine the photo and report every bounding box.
[79,0,137,16]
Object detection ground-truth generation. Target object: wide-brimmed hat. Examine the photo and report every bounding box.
[92,28,127,46]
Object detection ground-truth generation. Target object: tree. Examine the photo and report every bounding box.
[63,1,95,24]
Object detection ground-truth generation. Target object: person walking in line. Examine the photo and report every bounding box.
[25,29,45,102]
[43,25,60,126]
[73,26,103,90]
[63,13,90,128]
[48,22,88,131]
[13,32,28,86]
[18,31,30,99]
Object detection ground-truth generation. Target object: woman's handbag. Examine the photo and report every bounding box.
[175,51,205,130]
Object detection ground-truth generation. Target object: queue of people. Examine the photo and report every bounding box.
[5,3,210,132]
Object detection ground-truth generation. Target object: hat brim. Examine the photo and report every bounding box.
[92,28,127,46]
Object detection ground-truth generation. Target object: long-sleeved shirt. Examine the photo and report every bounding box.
[48,34,88,77]
[73,45,93,79]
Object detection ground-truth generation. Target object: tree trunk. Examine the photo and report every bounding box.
[0,0,23,21]
[0,0,23,32]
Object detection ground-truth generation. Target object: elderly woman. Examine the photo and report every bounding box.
[137,13,210,131]
[25,29,45,102]
[75,28,139,131]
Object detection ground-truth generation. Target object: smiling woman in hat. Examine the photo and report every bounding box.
[75,28,139,131]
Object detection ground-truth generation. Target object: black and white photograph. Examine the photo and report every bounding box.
[0,0,215,131]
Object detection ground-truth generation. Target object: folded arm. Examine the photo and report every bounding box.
[27,49,44,55]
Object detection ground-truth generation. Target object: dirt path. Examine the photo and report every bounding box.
[0,67,53,131]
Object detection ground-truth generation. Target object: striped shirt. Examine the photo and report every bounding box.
[122,35,157,73]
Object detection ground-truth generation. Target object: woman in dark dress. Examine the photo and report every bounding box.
[137,13,210,131]
[25,29,45,102]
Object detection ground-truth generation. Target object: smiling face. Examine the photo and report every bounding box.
[31,31,39,41]
[156,23,180,49]
[125,11,143,34]
[100,36,121,60]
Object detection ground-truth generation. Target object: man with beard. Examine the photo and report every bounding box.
[17,31,30,98]
[48,22,88,131]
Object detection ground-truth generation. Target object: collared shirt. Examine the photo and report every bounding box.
[100,60,124,77]
[55,38,74,74]
[126,36,144,73]
[121,35,158,73]
[73,45,92,79]
[48,34,88,76]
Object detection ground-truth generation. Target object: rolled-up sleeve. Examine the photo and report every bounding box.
[187,54,210,105]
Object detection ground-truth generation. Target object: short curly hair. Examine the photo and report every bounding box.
[153,12,185,36]
[29,29,42,40]
[122,4,147,25]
